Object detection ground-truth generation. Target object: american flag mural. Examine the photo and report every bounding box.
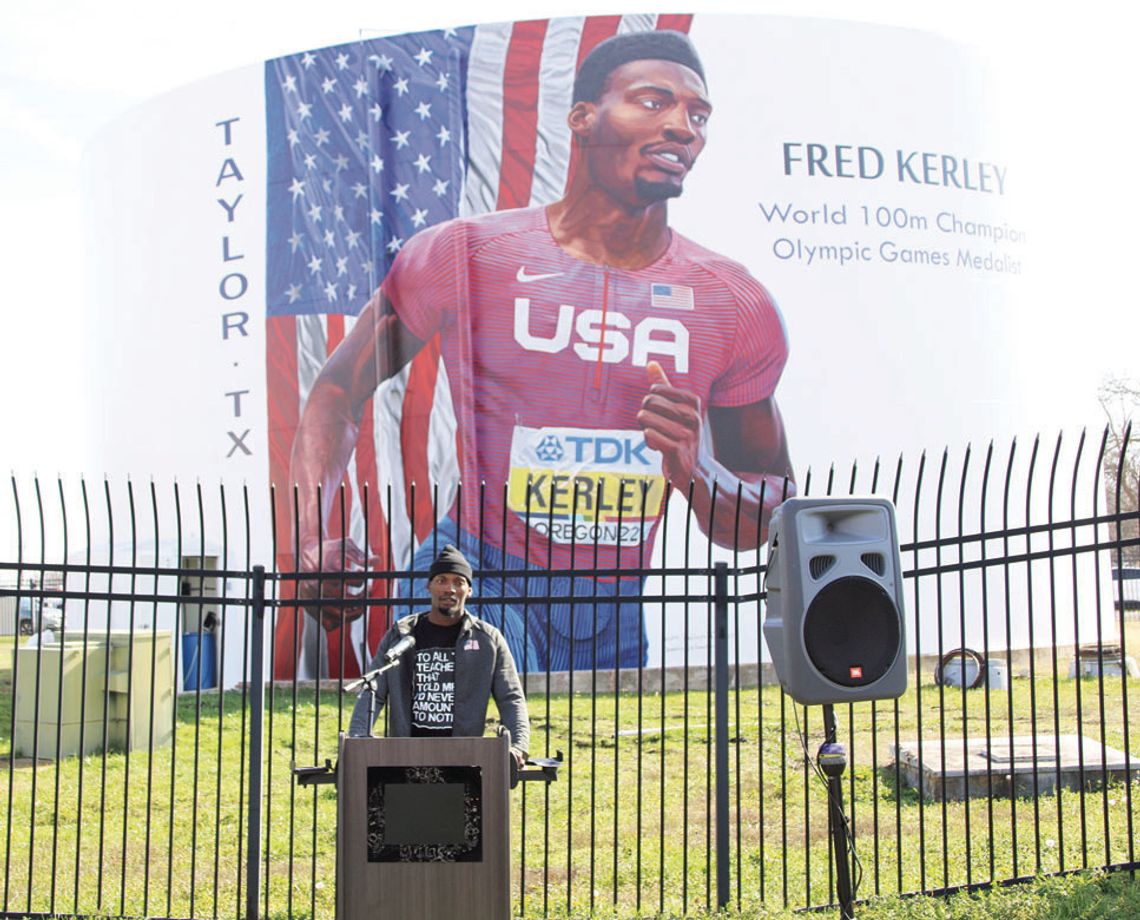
[265,14,694,679]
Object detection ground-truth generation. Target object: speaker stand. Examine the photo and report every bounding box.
[819,704,855,920]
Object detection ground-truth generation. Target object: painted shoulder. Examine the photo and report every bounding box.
[403,207,547,258]
[670,231,780,312]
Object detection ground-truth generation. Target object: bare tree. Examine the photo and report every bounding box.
[1099,375,1139,566]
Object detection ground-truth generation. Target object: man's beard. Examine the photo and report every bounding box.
[437,604,461,618]
[635,177,684,202]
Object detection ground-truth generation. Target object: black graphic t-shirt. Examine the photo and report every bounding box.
[409,617,462,737]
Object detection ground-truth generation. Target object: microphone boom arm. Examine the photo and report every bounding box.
[345,634,417,693]
[344,655,403,695]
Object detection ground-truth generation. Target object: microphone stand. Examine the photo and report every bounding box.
[296,654,407,784]
[820,703,855,920]
[346,657,404,738]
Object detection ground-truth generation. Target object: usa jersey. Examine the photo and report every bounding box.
[382,206,788,568]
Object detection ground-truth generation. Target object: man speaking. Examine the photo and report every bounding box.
[349,545,530,770]
[292,30,795,670]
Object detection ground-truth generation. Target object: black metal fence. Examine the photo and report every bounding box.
[0,427,1137,919]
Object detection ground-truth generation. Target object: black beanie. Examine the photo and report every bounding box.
[572,30,706,104]
[429,544,473,585]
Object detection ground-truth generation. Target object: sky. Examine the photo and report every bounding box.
[0,0,1137,481]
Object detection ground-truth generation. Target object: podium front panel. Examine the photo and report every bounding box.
[337,735,510,920]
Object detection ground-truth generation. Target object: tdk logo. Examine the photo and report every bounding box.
[534,435,564,462]
[514,298,689,372]
[535,434,655,467]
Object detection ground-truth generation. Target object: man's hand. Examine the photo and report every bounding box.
[636,362,796,548]
[511,748,527,771]
[637,360,704,488]
[297,536,382,631]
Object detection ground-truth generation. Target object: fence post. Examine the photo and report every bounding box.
[246,565,266,920]
[714,561,730,910]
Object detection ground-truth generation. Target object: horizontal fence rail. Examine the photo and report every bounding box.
[0,427,1137,919]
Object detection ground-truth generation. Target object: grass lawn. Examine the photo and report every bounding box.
[0,635,1137,918]
[847,871,1140,920]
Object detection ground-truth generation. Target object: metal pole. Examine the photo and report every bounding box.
[246,566,266,920]
[714,562,730,910]
[822,704,855,920]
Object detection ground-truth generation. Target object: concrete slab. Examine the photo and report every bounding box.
[892,734,1140,801]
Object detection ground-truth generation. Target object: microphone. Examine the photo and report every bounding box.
[384,634,416,663]
[344,635,417,692]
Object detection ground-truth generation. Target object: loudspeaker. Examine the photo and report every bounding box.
[762,497,907,704]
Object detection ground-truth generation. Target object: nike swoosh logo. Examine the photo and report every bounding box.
[516,266,565,283]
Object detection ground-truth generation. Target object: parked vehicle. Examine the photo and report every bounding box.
[16,597,62,635]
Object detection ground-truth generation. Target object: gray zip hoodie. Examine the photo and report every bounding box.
[347,611,530,755]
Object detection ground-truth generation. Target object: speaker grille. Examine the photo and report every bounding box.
[802,576,901,687]
[861,552,886,576]
[808,555,836,580]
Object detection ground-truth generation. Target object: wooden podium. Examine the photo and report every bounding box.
[336,733,511,920]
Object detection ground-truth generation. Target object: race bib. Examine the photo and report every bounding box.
[507,426,666,546]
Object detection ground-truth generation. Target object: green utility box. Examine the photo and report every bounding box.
[13,630,174,760]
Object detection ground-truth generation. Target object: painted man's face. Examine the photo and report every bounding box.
[580,58,711,207]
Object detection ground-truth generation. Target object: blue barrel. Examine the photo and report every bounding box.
[181,632,217,691]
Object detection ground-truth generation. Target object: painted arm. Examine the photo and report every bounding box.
[288,292,426,627]
[637,361,796,549]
